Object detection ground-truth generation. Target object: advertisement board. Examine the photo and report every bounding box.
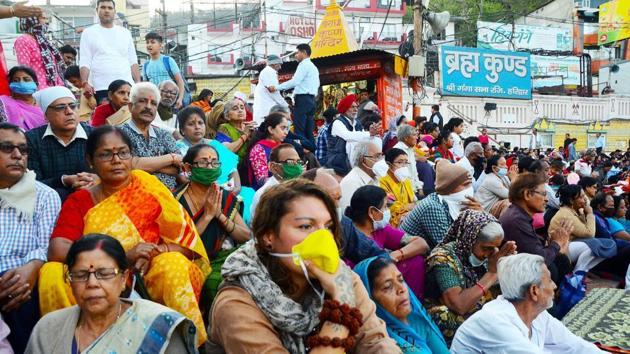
[440,46,532,100]
[531,56,581,88]
[598,0,630,45]
[477,21,573,51]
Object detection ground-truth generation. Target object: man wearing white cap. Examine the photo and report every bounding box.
[26,86,96,201]
[253,54,287,126]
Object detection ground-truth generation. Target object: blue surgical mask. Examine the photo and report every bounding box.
[372,208,391,230]
[9,81,37,95]
[497,167,508,177]
[468,253,487,268]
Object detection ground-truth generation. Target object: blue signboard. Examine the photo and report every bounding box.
[439,46,532,100]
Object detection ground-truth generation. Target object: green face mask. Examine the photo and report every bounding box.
[281,163,304,180]
[190,167,222,186]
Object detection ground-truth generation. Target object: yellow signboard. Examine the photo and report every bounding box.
[311,3,359,59]
[598,0,630,45]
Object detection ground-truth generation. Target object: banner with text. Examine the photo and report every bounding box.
[440,46,532,100]
[531,55,580,88]
[477,21,573,52]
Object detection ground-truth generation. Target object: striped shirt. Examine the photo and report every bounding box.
[0,181,61,273]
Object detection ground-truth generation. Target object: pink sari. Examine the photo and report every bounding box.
[0,95,45,131]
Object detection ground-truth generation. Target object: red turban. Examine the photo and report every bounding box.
[336,94,357,114]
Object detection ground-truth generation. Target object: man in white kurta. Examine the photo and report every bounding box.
[253,55,286,126]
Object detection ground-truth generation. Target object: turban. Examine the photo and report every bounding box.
[336,94,357,114]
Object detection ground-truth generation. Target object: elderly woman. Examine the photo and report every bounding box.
[14,15,65,89]
[38,126,211,347]
[209,179,401,353]
[393,124,422,194]
[245,112,289,189]
[548,185,611,273]
[0,66,45,130]
[215,98,255,159]
[27,234,197,353]
[345,185,429,299]
[424,210,516,343]
[475,155,516,217]
[379,148,417,227]
[90,80,132,127]
[175,143,250,312]
[355,257,449,354]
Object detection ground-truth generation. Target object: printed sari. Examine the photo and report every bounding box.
[216,123,248,159]
[175,184,243,315]
[38,170,210,347]
[379,173,416,228]
[0,95,45,130]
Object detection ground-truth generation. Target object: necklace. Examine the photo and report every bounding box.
[186,187,202,213]
[75,301,123,353]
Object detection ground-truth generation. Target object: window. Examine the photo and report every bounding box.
[587,134,605,148]
[538,133,554,148]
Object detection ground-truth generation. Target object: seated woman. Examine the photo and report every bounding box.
[607,196,630,237]
[38,126,211,347]
[345,185,429,299]
[548,185,611,273]
[27,234,197,353]
[215,98,254,160]
[424,209,516,344]
[590,192,630,280]
[0,66,45,130]
[379,148,417,227]
[245,112,288,189]
[174,143,250,312]
[355,257,449,354]
[433,130,454,162]
[475,155,515,217]
[90,80,132,127]
[209,179,400,353]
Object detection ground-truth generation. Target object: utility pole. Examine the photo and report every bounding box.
[156,0,168,54]
[410,0,424,118]
[262,0,268,57]
[190,0,195,24]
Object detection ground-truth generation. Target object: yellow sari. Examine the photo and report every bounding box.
[38,170,210,346]
[379,173,416,227]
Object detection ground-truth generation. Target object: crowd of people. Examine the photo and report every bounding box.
[0,0,628,353]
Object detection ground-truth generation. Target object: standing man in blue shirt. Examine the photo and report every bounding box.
[595,132,605,155]
[143,32,186,109]
[268,43,320,145]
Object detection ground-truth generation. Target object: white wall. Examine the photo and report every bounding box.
[600,62,630,95]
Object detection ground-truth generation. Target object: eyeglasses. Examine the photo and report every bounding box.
[67,267,120,283]
[279,159,306,166]
[160,89,178,97]
[0,143,28,155]
[94,150,133,162]
[48,102,79,112]
[193,160,221,168]
[531,190,547,197]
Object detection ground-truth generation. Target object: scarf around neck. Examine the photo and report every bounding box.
[0,170,37,221]
[19,17,66,86]
[221,240,322,353]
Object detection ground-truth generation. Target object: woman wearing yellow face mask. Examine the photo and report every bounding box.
[208,179,401,353]
[175,143,251,314]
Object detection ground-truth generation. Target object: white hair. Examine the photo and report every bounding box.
[158,79,178,91]
[498,254,546,301]
[269,104,290,114]
[464,142,483,157]
[351,141,380,167]
[477,221,504,243]
[396,124,416,140]
[130,82,161,104]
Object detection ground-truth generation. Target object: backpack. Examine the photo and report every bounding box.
[143,56,192,106]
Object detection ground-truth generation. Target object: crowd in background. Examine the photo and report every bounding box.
[0,0,628,353]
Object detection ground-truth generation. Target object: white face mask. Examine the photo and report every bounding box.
[468,253,487,268]
[394,166,411,181]
[371,208,391,230]
[372,159,389,178]
[337,207,344,222]
[441,186,474,220]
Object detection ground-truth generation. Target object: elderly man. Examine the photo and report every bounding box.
[253,55,286,126]
[393,124,423,194]
[26,87,95,201]
[456,142,484,191]
[451,254,604,353]
[0,122,61,353]
[401,159,482,248]
[151,80,179,135]
[339,140,382,212]
[326,94,380,177]
[119,82,182,189]
[302,168,389,266]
